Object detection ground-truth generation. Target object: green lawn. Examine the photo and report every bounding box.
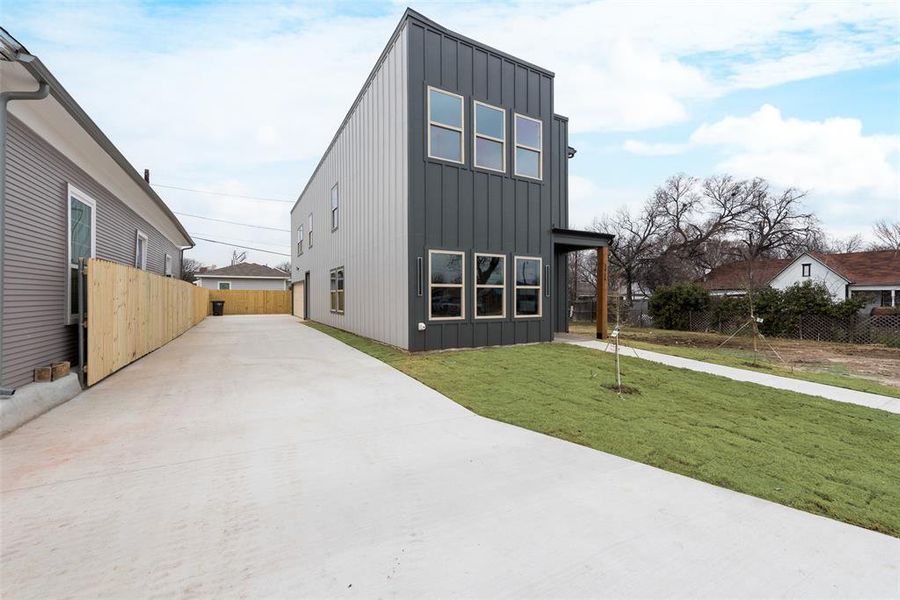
[568,322,900,399]
[305,321,900,537]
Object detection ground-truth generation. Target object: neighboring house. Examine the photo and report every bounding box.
[1,29,193,392]
[701,250,900,310]
[290,9,611,351]
[195,263,290,291]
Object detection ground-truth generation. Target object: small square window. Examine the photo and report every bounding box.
[801,263,811,277]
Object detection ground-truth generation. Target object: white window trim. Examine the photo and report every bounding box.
[330,266,345,314]
[330,183,339,232]
[66,184,97,325]
[427,86,465,165]
[428,249,466,321]
[297,225,304,256]
[308,213,314,249]
[514,255,543,318]
[513,113,543,181]
[134,229,148,270]
[164,253,173,277]
[473,100,506,173]
[474,252,506,319]
[218,281,231,290]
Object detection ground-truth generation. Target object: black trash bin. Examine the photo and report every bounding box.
[211,300,225,316]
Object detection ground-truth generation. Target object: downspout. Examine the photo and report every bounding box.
[0,68,50,394]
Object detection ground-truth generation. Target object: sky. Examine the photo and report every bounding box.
[5,0,899,266]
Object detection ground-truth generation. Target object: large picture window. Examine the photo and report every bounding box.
[427,87,464,164]
[474,101,505,172]
[429,250,465,320]
[514,113,542,180]
[474,253,505,318]
[330,267,345,313]
[67,185,96,323]
[514,256,542,318]
[331,183,339,231]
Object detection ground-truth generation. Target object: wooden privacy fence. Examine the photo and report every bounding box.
[207,289,291,315]
[86,259,209,385]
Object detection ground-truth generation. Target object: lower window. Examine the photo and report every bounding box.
[429,250,464,320]
[474,253,505,318]
[514,256,542,317]
[330,267,344,313]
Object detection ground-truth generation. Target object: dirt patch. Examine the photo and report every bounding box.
[603,384,640,395]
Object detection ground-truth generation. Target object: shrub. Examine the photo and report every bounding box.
[648,283,710,330]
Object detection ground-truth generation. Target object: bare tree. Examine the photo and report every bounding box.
[181,257,202,283]
[732,182,819,260]
[871,220,900,250]
[230,249,247,265]
[274,260,292,273]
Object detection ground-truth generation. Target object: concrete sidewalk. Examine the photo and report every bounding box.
[2,316,897,598]
[563,337,900,414]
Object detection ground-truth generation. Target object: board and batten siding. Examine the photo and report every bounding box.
[291,24,409,349]
[406,15,556,351]
[2,116,183,389]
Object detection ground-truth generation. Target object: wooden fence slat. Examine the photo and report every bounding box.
[206,289,291,315]
[86,259,210,386]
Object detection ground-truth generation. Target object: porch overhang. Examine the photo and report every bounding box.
[552,227,613,252]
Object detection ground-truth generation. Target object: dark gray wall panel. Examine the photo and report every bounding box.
[407,16,556,351]
[2,116,183,389]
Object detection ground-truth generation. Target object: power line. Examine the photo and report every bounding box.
[175,211,290,232]
[152,183,294,204]
[190,236,290,257]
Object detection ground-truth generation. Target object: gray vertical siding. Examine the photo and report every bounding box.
[198,277,287,291]
[406,15,556,351]
[290,25,409,349]
[2,115,183,389]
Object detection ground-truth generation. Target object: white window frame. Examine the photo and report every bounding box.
[473,100,506,173]
[297,225,304,256]
[428,249,466,321]
[308,213,314,249]
[330,266,345,314]
[134,229,148,270]
[165,253,173,277]
[66,184,97,325]
[427,86,465,165]
[513,113,543,180]
[330,183,339,232]
[514,255,543,318]
[474,252,506,319]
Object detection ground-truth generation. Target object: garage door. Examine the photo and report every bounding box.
[292,282,305,319]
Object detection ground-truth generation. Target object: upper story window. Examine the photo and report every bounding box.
[429,250,465,320]
[514,114,542,180]
[134,230,148,270]
[297,225,304,256]
[308,213,314,249]
[801,263,811,277]
[428,87,464,164]
[331,183,339,231]
[474,101,506,173]
[514,256,542,318]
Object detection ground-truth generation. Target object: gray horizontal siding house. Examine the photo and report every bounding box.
[290,10,610,351]
[196,263,289,291]
[1,28,193,392]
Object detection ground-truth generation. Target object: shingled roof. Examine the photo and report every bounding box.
[807,250,900,285]
[701,258,792,291]
[196,262,289,278]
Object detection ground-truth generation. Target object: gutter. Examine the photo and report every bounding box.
[0,52,49,393]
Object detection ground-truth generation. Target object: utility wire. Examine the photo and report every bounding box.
[175,211,290,232]
[190,231,289,249]
[190,236,290,257]
[152,183,294,204]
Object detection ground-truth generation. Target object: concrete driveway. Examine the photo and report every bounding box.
[1,315,897,598]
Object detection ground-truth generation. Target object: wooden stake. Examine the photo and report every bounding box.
[597,246,609,339]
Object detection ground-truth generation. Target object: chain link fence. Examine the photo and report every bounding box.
[570,299,900,346]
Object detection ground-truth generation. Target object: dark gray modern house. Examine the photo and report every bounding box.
[1,28,193,401]
[290,9,610,351]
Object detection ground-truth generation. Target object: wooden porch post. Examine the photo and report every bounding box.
[597,246,608,339]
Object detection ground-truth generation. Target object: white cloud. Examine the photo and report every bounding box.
[622,140,689,156]
[691,104,900,198]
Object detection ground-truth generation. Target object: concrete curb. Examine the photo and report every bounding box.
[0,373,82,437]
